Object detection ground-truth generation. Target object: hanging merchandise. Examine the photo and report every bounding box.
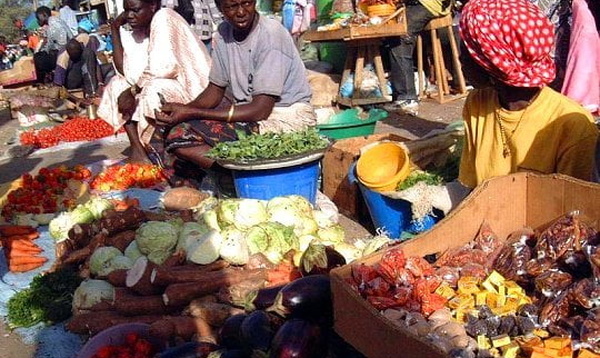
[282,0,296,32]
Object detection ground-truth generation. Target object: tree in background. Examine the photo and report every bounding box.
[0,0,35,42]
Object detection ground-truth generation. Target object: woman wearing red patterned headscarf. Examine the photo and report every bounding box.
[457,0,599,188]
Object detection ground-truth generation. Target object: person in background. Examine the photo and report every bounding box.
[154,0,315,182]
[386,0,452,116]
[53,38,101,96]
[97,0,211,163]
[59,0,79,36]
[457,0,598,188]
[34,6,73,83]
[191,0,223,52]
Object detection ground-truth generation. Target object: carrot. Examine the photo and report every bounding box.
[7,239,41,251]
[0,225,36,237]
[9,261,45,272]
[6,232,40,241]
[8,255,47,265]
[8,245,42,254]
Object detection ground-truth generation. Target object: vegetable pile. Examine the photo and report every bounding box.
[90,331,155,358]
[1,165,92,221]
[207,128,329,162]
[6,266,83,328]
[90,163,168,192]
[0,224,46,272]
[19,117,116,149]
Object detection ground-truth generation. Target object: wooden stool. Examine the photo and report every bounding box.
[338,39,392,107]
[416,14,467,103]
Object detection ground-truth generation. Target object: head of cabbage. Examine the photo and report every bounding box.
[246,222,299,264]
[135,221,179,257]
[217,198,268,230]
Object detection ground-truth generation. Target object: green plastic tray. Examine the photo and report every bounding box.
[317,108,388,139]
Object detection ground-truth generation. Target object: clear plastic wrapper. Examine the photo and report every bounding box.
[569,278,600,309]
[586,245,600,283]
[459,263,489,281]
[534,211,598,261]
[539,289,571,326]
[492,231,532,282]
[435,266,461,287]
[577,311,600,354]
[534,269,573,297]
[473,221,503,254]
[436,247,489,268]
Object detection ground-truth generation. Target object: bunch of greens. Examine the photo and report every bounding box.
[7,266,83,328]
[206,128,329,161]
[397,170,443,191]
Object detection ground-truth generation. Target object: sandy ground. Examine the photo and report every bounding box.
[0,95,464,358]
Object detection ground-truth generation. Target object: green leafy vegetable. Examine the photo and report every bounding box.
[7,266,83,328]
[206,128,329,161]
[396,170,443,191]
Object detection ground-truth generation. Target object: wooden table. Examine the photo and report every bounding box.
[304,12,407,107]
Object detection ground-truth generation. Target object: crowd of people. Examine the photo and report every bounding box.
[0,0,598,195]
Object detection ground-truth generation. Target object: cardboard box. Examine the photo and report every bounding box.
[0,57,36,87]
[322,133,408,222]
[330,173,600,358]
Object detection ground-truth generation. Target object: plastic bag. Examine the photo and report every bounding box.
[492,228,534,282]
[534,269,573,297]
[534,211,598,261]
[473,221,502,254]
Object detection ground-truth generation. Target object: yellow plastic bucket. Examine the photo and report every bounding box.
[356,141,410,192]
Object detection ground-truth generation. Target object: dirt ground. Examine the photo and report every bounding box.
[0,95,464,358]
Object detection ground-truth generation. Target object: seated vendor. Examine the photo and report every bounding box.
[155,0,316,177]
[457,0,598,189]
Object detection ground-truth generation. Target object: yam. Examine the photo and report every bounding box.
[115,294,177,316]
[105,230,136,252]
[150,260,230,287]
[67,223,96,248]
[161,187,209,211]
[94,206,146,236]
[106,269,128,287]
[126,256,161,295]
[67,311,167,335]
[162,268,267,307]
[185,301,245,326]
[149,316,214,342]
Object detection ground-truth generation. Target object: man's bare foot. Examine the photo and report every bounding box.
[129,150,152,164]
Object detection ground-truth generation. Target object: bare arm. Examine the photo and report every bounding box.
[156,84,276,126]
[110,12,128,75]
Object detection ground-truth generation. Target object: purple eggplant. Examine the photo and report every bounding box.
[219,313,247,350]
[245,285,286,311]
[240,310,276,352]
[299,244,346,276]
[269,275,332,326]
[269,319,326,358]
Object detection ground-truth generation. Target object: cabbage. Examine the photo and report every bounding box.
[333,242,363,263]
[217,198,268,230]
[84,197,114,219]
[219,227,249,265]
[298,234,318,252]
[361,234,392,257]
[187,229,223,264]
[246,222,298,264]
[316,224,345,245]
[72,279,115,312]
[124,241,143,261]
[89,246,123,276]
[202,209,221,231]
[312,209,336,228]
[147,250,172,265]
[177,222,210,252]
[284,195,314,216]
[49,212,75,242]
[70,205,95,225]
[110,255,134,270]
[135,221,179,255]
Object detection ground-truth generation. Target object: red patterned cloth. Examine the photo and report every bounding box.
[459,0,556,87]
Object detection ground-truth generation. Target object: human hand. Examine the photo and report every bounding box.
[154,103,194,126]
[117,88,137,116]
[111,12,128,29]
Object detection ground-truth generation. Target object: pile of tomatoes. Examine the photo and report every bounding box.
[1,165,92,220]
[91,332,155,358]
[20,117,116,148]
[90,163,168,192]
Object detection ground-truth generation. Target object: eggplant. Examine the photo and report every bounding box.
[245,285,286,311]
[158,342,220,358]
[240,310,276,352]
[299,244,346,276]
[269,319,326,358]
[219,313,247,350]
[270,275,332,326]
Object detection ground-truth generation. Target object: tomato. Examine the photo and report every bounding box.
[124,332,140,346]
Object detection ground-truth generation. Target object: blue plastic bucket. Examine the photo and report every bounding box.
[232,160,320,204]
[348,163,441,239]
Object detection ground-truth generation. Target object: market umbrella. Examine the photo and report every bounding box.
[23,13,39,31]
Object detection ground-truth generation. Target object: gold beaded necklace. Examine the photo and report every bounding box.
[494,91,540,158]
